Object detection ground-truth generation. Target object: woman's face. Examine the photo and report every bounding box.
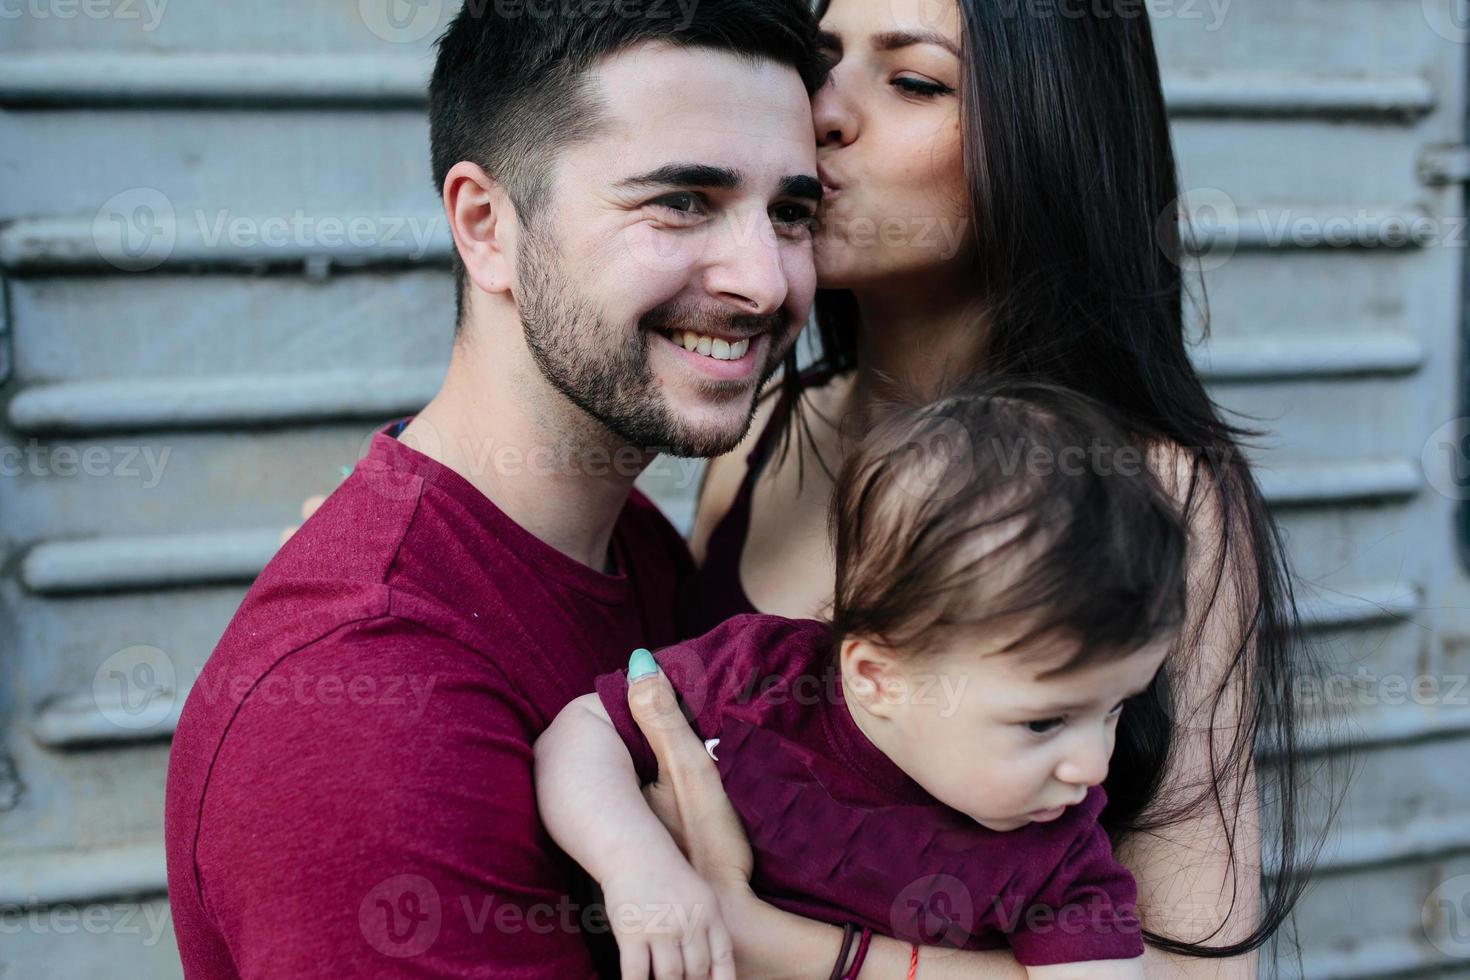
[812,0,973,290]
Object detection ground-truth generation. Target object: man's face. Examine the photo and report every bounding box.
[515,44,819,458]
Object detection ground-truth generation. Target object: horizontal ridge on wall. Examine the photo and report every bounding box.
[8,368,443,434]
[23,529,283,595]
[0,53,1435,120]
[1254,457,1421,506]
[5,334,1422,436]
[1291,940,1470,980]
[1191,334,1425,381]
[1,205,1434,274]
[0,841,166,907]
[0,215,454,275]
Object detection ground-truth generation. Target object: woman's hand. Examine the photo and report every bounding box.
[279,494,327,546]
[625,664,754,896]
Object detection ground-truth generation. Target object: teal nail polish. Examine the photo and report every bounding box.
[339,465,354,479]
[628,648,658,680]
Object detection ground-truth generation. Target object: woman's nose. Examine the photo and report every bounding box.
[811,71,857,148]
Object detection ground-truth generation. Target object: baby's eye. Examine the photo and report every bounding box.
[1024,718,1063,735]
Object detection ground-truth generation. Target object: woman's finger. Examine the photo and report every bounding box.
[679,926,711,979]
[300,494,327,521]
[626,657,754,887]
[650,937,685,980]
[619,940,650,980]
[709,921,737,980]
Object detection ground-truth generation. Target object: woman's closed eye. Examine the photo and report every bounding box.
[892,75,954,99]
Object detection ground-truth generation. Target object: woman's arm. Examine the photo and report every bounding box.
[1114,445,1263,979]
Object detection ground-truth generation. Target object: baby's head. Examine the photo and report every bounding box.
[828,377,1188,831]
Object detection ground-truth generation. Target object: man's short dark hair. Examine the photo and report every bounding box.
[428,0,828,330]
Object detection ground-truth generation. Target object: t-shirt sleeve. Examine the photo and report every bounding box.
[594,614,792,785]
[1006,819,1144,966]
[191,626,600,979]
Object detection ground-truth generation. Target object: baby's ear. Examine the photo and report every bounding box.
[840,636,903,718]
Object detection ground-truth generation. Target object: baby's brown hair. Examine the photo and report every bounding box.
[829,377,1189,674]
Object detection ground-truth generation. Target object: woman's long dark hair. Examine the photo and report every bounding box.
[762,0,1339,962]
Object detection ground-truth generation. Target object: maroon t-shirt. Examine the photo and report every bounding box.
[165,426,690,978]
[596,614,1143,966]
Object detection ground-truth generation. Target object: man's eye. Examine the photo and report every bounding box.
[1025,718,1063,735]
[650,193,706,216]
[772,203,816,228]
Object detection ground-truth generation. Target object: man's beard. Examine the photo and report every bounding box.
[517,222,787,458]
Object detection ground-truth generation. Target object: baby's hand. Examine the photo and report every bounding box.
[600,852,735,979]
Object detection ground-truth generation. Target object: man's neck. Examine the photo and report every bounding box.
[402,332,658,574]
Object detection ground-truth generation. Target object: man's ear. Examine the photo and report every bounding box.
[442,160,518,297]
[839,636,906,720]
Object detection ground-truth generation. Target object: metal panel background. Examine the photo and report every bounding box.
[1,1,1467,976]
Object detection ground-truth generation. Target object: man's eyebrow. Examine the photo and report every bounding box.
[616,164,741,191]
[617,165,821,203]
[872,29,961,57]
[779,175,823,202]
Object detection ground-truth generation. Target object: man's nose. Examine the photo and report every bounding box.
[702,213,790,316]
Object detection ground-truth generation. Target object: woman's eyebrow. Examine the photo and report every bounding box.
[871,29,960,57]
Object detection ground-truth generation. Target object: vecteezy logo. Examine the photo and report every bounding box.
[1423,0,1470,43]
[93,645,178,731]
[892,416,974,505]
[1423,873,1470,958]
[93,188,177,272]
[1423,417,1470,500]
[359,874,442,958]
[890,874,974,949]
[1172,187,1240,272]
[360,0,443,43]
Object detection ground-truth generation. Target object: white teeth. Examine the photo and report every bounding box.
[665,330,754,361]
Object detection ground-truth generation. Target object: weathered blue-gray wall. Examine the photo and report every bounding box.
[1,1,1467,976]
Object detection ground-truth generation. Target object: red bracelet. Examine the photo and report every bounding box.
[840,927,871,979]
[906,943,919,980]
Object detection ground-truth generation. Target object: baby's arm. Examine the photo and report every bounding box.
[534,692,734,978]
[1025,957,1143,980]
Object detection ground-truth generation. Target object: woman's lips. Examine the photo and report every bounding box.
[817,164,842,198]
